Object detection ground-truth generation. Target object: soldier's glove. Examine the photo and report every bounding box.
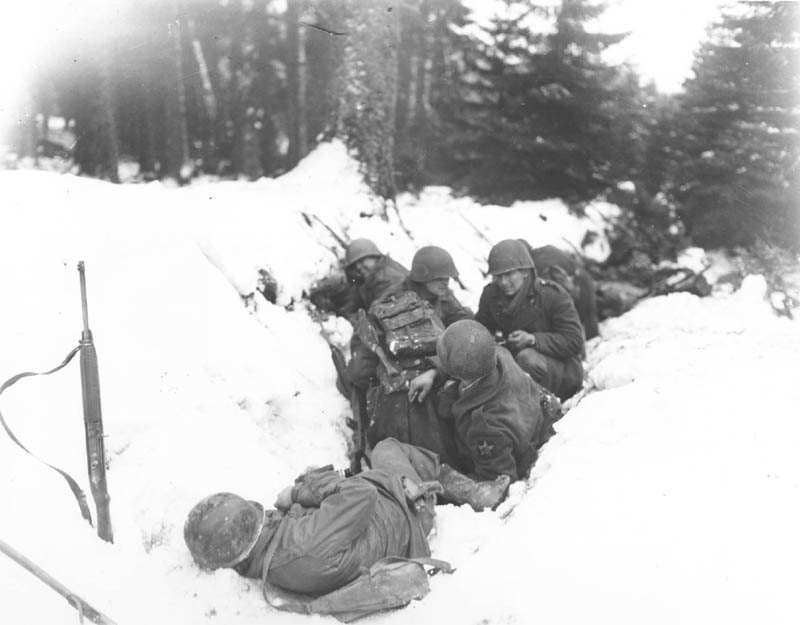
[292,468,346,507]
[402,477,443,513]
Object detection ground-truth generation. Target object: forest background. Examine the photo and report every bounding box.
[4,0,799,257]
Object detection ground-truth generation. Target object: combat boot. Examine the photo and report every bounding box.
[540,389,563,424]
[437,464,511,512]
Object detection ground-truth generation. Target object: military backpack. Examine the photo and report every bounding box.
[369,290,444,360]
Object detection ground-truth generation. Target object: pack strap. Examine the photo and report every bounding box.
[0,345,93,525]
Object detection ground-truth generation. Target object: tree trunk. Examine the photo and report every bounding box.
[73,56,120,182]
[413,3,430,123]
[394,5,415,133]
[286,0,309,168]
[336,0,399,211]
[187,17,218,173]
[136,86,158,178]
[230,0,263,180]
[16,90,38,163]
[162,9,192,183]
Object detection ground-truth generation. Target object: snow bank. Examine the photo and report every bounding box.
[393,275,800,625]
[2,142,797,624]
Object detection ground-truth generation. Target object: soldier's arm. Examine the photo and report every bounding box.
[576,270,599,340]
[291,468,346,507]
[466,413,519,482]
[474,288,497,334]
[531,285,585,359]
[440,288,473,325]
[287,478,378,555]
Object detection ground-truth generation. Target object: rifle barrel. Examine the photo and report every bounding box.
[0,538,117,625]
[78,261,90,335]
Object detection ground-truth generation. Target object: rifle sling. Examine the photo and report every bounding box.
[0,345,94,526]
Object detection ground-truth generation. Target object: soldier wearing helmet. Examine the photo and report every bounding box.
[347,246,472,462]
[403,245,472,327]
[341,238,409,318]
[347,245,472,392]
[523,242,599,340]
[184,438,503,615]
[434,319,559,484]
[475,239,585,400]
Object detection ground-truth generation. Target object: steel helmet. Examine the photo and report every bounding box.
[487,239,535,276]
[345,238,382,268]
[436,320,497,381]
[409,246,459,282]
[184,493,265,570]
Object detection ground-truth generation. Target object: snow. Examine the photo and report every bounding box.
[2,141,799,625]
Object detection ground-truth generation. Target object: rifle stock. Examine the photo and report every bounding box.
[354,310,401,377]
[78,262,113,543]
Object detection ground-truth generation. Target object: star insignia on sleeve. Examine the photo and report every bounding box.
[476,440,494,457]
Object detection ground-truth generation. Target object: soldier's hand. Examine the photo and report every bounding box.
[507,330,535,349]
[408,369,438,403]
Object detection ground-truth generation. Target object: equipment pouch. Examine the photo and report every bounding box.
[369,291,444,359]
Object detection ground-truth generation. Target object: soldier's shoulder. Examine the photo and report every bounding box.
[537,278,570,298]
[480,282,501,299]
[384,255,410,275]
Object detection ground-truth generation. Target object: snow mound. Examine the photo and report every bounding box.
[2,142,797,624]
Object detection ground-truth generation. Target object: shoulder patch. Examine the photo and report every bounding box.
[476,440,495,458]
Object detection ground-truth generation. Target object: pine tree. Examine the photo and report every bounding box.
[673,1,800,250]
[393,0,472,189]
[68,45,121,182]
[451,0,635,203]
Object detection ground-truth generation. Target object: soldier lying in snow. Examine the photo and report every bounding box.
[184,439,507,619]
[476,239,586,400]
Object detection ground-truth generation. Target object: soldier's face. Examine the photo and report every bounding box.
[495,269,526,296]
[354,257,379,280]
[424,278,449,298]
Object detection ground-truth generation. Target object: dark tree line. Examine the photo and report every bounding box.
[14,0,800,252]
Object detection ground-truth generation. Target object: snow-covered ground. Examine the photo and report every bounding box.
[1,142,798,625]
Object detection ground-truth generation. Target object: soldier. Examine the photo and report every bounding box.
[401,245,473,326]
[475,239,585,400]
[184,439,508,611]
[525,242,599,340]
[434,319,557,483]
[341,238,409,318]
[348,246,472,460]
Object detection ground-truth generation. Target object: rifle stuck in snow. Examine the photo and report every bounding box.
[78,262,113,543]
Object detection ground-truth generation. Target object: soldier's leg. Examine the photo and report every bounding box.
[406,395,455,462]
[366,388,411,448]
[372,439,509,512]
[370,437,440,483]
[576,270,599,340]
[514,348,565,396]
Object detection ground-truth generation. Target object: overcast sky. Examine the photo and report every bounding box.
[464,0,727,92]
